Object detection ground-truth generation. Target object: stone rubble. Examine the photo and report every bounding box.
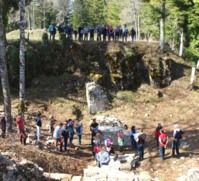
[82,154,156,181]
[0,152,46,181]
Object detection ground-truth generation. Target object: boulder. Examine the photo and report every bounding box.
[71,176,82,181]
[43,172,72,181]
[86,82,108,114]
[187,168,199,181]
[0,152,45,181]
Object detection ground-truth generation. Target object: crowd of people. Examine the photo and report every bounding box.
[48,23,136,42]
[0,112,184,168]
[90,119,184,167]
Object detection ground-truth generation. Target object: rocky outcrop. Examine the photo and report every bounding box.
[177,168,199,181]
[7,41,183,90]
[0,152,46,181]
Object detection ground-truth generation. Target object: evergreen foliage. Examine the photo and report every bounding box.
[72,0,121,28]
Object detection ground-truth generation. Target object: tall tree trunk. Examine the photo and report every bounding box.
[137,13,140,40]
[43,0,46,29]
[19,0,26,114]
[179,30,184,57]
[27,6,32,30]
[32,4,35,29]
[0,0,12,131]
[160,0,165,51]
[132,0,138,40]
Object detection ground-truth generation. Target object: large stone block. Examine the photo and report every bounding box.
[86,82,108,114]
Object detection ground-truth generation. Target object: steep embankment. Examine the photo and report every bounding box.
[6,40,186,91]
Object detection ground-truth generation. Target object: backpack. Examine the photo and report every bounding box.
[36,117,42,127]
[175,130,183,139]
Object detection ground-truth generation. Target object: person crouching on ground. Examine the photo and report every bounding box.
[16,113,27,145]
[53,123,63,151]
[159,129,168,160]
[96,145,110,167]
[172,124,184,157]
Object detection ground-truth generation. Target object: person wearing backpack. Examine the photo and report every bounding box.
[61,121,69,151]
[75,119,83,145]
[48,23,56,40]
[67,119,75,146]
[159,129,168,160]
[172,124,184,157]
[35,112,42,143]
[136,131,146,161]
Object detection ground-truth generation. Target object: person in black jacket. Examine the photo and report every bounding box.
[90,118,99,146]
[172,124,184,157]
[0,113,6,138]
[35,112,42,143]
[61,121,69,151]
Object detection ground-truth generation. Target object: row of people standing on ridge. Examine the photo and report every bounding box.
[48,23,136,42]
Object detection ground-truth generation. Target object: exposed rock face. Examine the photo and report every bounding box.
[8,41,182,90]
[86,82,108,114]
[105,44,174,89]
[0,152,46,181]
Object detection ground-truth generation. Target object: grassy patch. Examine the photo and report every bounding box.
[115,91,136,102]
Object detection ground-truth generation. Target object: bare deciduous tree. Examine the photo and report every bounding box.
[19,0,26,113]
[0,0,12,131]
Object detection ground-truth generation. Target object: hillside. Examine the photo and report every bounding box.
[0,40,199,181]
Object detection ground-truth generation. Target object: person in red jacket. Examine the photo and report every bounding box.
[155,123,162,147]
[159,129,168,160]
[16,113,27,145]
